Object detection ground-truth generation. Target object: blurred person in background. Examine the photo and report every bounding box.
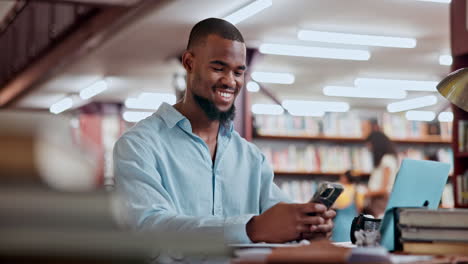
[113,18,335,244]
[332,170,364,242]
[363,131,399,218]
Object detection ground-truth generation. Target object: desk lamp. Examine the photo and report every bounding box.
[437,68,468,112]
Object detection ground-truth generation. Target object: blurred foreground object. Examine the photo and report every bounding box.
[0,113,229,262]
[0,112,96,190]
[0,188,229,263]
[437,68,468,112]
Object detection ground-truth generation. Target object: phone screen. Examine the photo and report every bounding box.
[308,182,344,211]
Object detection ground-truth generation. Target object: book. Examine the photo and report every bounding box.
[398,208,468,228]
[402,241,468,256]
[400,227,468,242]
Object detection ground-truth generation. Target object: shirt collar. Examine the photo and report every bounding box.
[157,102,234,136]
[157,103,186,129]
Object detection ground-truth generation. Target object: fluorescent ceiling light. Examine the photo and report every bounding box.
[122,111,153,123]
[125,92,176,110]
[288,108,325,117]
[251,71,295,84]
[79,79,108,100]
[224,0,272,25]
[355,78,438,92]
[439,55,453,66]
[417,0,451,3]
[323,85,407,99]
[297,30,416,48]
[282,100,350,113]
[405,110,436,121]
[251,104,284,115]
[246,81,260,92]
[387,95,438,113]
[50,97,73,114]
[438,111,454,122]
[259,43,370,61]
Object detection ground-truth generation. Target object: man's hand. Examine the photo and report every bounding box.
[246,202,329,243]
[301,209,336,241]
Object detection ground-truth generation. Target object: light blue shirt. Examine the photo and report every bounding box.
[114,103,289,243]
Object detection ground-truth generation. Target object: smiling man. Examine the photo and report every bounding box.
[114,18,335,244]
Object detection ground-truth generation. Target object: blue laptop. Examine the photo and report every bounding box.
[379,159,451,251]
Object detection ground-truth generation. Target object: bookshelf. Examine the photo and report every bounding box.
[253,113,453,175]
[449,0,468,208]
[250,110,455,205]
[254,134,451,145]
[452,104,468,208]
[274,170,370,177]
[455,152,468,158]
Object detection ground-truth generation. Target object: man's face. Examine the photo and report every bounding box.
[188,34,246,114]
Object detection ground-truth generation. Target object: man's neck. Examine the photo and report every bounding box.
[173,101,220,142]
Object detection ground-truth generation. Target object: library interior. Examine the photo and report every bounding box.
[1,0,468,263]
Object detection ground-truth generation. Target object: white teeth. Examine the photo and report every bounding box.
[218,91,232,99]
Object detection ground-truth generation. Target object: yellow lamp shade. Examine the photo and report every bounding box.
[437,68,468,112]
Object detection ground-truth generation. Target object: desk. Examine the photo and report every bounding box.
[232,241,468,264]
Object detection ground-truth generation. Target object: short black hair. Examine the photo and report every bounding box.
[186,18,244,50]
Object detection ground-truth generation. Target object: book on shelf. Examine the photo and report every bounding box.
[382,112,452,140]
[260,144,373,174]
[441,183,455,208]
[259,143,453,177]
[459,120,468,153]
[253,112,452,141]
[278,180,317,203]
[397,147,454,174]
[254,114,321,136]
[456,170,468,206]
[402,241,468,256]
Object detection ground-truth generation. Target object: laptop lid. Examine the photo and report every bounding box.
[379,159,451,251]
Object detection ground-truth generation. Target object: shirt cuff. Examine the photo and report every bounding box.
[223,214,256,244]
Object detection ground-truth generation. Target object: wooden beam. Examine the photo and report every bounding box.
[0,0,171,108]
[451,0,468,56]
[22,0,141,7]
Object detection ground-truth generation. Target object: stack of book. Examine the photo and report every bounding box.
[397,208,468,256]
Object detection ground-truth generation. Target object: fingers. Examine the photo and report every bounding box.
[300,215,325,225]
[298,203,326,214]
[322,209,336,219]
[295,224,310,233]
[310,219,334,233]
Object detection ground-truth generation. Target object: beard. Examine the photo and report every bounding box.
[193,93,236,126]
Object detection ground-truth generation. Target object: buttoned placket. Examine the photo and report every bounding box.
[212,129,230,216]
[177,119,231,216]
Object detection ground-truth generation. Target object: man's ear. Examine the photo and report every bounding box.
[182,51,194,73]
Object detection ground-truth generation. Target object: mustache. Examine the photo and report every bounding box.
[212,85,236,93]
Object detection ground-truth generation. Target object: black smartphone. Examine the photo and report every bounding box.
[307,182,344,216]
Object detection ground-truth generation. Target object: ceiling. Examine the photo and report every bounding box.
[10,0,452,113]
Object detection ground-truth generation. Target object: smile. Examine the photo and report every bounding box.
[217,91,233,99]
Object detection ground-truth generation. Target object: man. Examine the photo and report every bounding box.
[114,18,335,244]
